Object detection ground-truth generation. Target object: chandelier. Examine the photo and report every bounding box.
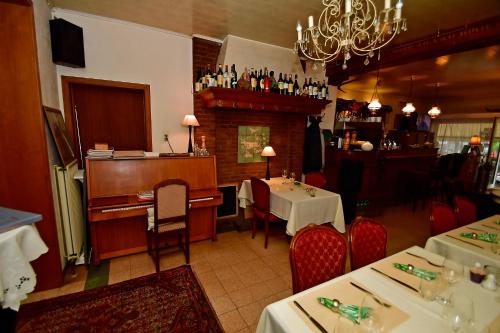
[294,0,407,69]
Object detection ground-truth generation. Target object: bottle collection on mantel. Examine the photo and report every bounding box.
[194,63,329,99]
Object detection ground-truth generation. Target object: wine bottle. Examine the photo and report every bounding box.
[263,67,270,92]
[250,69,257,91]
[288,74,294,95]
[278,73,284,94]
[325,84,329,99]
[194,67,202,92]
[223,65,229,88]
[313,80,319,98]
[321,80,327,99]
[294,75,300,96]
[205,64,212,87]
[231,64,238,89]
[283,74,289,95]
[217,64,224,87]
[259,69,264,92]
[269,71,277,93]
[308,78,313,97]
[302,78,308,96]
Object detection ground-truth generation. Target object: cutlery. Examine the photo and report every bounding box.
[370,267,419,293]
[405,252,443,268]
[445,234,484,249]
[350,282,392,308]
[466,226,488,232]
[482,224,500,231]
[293,300,328,333]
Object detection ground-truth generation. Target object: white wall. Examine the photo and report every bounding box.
[53,8,193,153]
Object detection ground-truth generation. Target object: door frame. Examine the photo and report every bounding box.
[61,76,152,156]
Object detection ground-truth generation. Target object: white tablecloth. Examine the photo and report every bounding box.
[0,225,48,311]
[256,246,500,333]
[238,178,345,235]
[425,215,500,268]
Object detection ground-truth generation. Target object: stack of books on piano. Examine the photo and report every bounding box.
[137,190,154,201]
[87,148,114,159]
[113,150,145,159]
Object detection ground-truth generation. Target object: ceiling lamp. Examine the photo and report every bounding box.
[294,0,407,68]
[368,69,382,113]
[428,83,442,119]
[402,75,416,116]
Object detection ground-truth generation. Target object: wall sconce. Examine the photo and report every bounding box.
[182,115,199,154]
[261,146,276,180]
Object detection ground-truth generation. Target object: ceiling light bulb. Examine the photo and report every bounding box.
[402,102,415,116]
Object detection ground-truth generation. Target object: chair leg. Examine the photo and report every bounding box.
[264,219,269,249]
[155,233,160,273]
[146,230,151,256]
[252,216,257,239]
[185,229,190,264]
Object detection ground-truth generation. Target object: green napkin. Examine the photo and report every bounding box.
[460,232,498,244]
[393,263,438,280]
[318,297,371,324]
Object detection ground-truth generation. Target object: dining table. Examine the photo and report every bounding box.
[256,245,500,333]
[425,214,500,268]
[238,177,345,235]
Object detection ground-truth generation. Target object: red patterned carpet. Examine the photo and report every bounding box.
[17,265,223,333]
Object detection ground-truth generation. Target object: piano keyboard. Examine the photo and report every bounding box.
[102,204,153,213]
[190,197,214,203]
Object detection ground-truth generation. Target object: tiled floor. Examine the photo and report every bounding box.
[24,203,431,333]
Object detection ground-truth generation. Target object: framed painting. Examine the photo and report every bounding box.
[43,105,76,167]
[237,126,270,163]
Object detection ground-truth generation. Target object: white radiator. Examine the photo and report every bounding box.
[53,161,85,264]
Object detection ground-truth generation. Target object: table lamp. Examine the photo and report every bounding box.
[182,115,199,154]
[261,146,276,180]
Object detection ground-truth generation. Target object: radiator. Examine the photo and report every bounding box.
[53,161,85,264]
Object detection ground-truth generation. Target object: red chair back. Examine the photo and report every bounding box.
[454,195,477,226]
[430,201,457,236]
[349,217,387,270]
[304,171,327,189]
[250,177,271,213]
[290,225,347,294]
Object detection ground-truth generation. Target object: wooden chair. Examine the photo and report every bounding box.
[147,179,190,273]
[349,217,387,270]
[250,177,282,248]
[454,195,477,226]
[304,171,327,189]
[289,224,347,294]
[430,201,457,236]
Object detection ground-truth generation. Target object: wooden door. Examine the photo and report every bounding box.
[62,77,152,167]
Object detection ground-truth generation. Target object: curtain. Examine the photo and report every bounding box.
[433,120,493,155]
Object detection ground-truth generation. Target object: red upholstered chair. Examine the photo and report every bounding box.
[349,217,387,271]
[430,201,457,236]
[289,224,347,294]
[454,195,477,226]
[304,171,327,189]
[250,177,282,248]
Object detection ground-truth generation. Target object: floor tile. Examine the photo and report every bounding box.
[211,294,236,315]
[238,302,264,326]
[220,274,245,293]
[108,270,131,285]
[228,288,254,308]
[219,309,247,333]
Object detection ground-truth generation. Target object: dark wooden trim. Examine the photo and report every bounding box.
[0,0,32,6]
[61,76,153,152]
[327,15,500,82]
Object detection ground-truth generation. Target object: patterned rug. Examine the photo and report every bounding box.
[16,265,223,333]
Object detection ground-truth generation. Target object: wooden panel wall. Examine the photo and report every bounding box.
[0,1,63,290]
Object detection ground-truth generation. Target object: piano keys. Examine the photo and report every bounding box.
[86,156,222,264]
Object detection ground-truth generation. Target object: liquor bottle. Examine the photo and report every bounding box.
[288,74,294,95]
[259,69,264,92]
[231,64,238,89]
[211,69,217,87]
[283,74,289,95]
[302,78,308,96]
[278,73,284,94]
[308,78,313,97]
[217,64,224,87]
[294,75,300,96]
[321,80,327,99]
[194,67,202,92]
[205,64,212,87]
[250,70,257,91]
[263,67,270,92]
[223,65,230,88]
[201,69,207,89]
[312,81,318,98]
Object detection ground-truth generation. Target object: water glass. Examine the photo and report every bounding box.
[281,169,288,183]
[419,273,445,301]
[289,172,296,182]
[442,293,475,332]
[443,259,464,285]
[358,295,385,333]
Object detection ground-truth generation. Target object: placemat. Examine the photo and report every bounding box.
[289,277,409,333]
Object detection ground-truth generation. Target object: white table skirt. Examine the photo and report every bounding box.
[425,215,500,268]
[238,178,345,235]
[256,246,500,333]
[0,225,48,311]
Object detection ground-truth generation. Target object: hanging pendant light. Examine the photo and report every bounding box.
[368,69,382,114]
[402,75,416,117]
[428,83,442,119]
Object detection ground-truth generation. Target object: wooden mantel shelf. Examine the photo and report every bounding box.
[198,87,331,114]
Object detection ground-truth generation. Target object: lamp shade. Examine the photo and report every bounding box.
[368,99,381,110]
[402,102,415,116]
[261,146,276,157]
[427,105,441,119]
[182,114,199,127]
[469,135,481,146]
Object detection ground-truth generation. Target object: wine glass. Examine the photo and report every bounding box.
[443,259,464,285]
[442,293,475,332]
[358,295,385,333]
[289,172,296,182]
[281,169,288,184]
[419,273,445,302]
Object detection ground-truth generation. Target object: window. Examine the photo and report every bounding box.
[433,120,493,155]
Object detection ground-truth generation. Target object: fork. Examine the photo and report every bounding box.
[405,252,444,268]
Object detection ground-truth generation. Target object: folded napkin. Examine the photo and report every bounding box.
[460,232,498,243]
[318,297,370,324]
[393,263,438,280]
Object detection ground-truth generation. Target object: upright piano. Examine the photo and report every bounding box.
[86,156,222,265]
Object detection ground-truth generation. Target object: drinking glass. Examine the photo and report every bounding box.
[281,169,288,183]
[442,293,475,332]
[358,295,385,333]
[419,273,445,301]
[289,172,296,182]
[443,259,464,285]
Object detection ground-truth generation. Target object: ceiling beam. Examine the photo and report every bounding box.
[327,15,500,85]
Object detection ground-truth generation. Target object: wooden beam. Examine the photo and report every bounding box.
[327,15,500,84]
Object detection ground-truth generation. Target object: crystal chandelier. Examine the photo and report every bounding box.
[294,0,407,69]
[402,75,416,116]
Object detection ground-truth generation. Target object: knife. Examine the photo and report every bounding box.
[466,226,488,232]
[370,267,419,293]
[350,282,392,308]
[293,300,328,333]
[482,224,500,231]
[445,234,484,249]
